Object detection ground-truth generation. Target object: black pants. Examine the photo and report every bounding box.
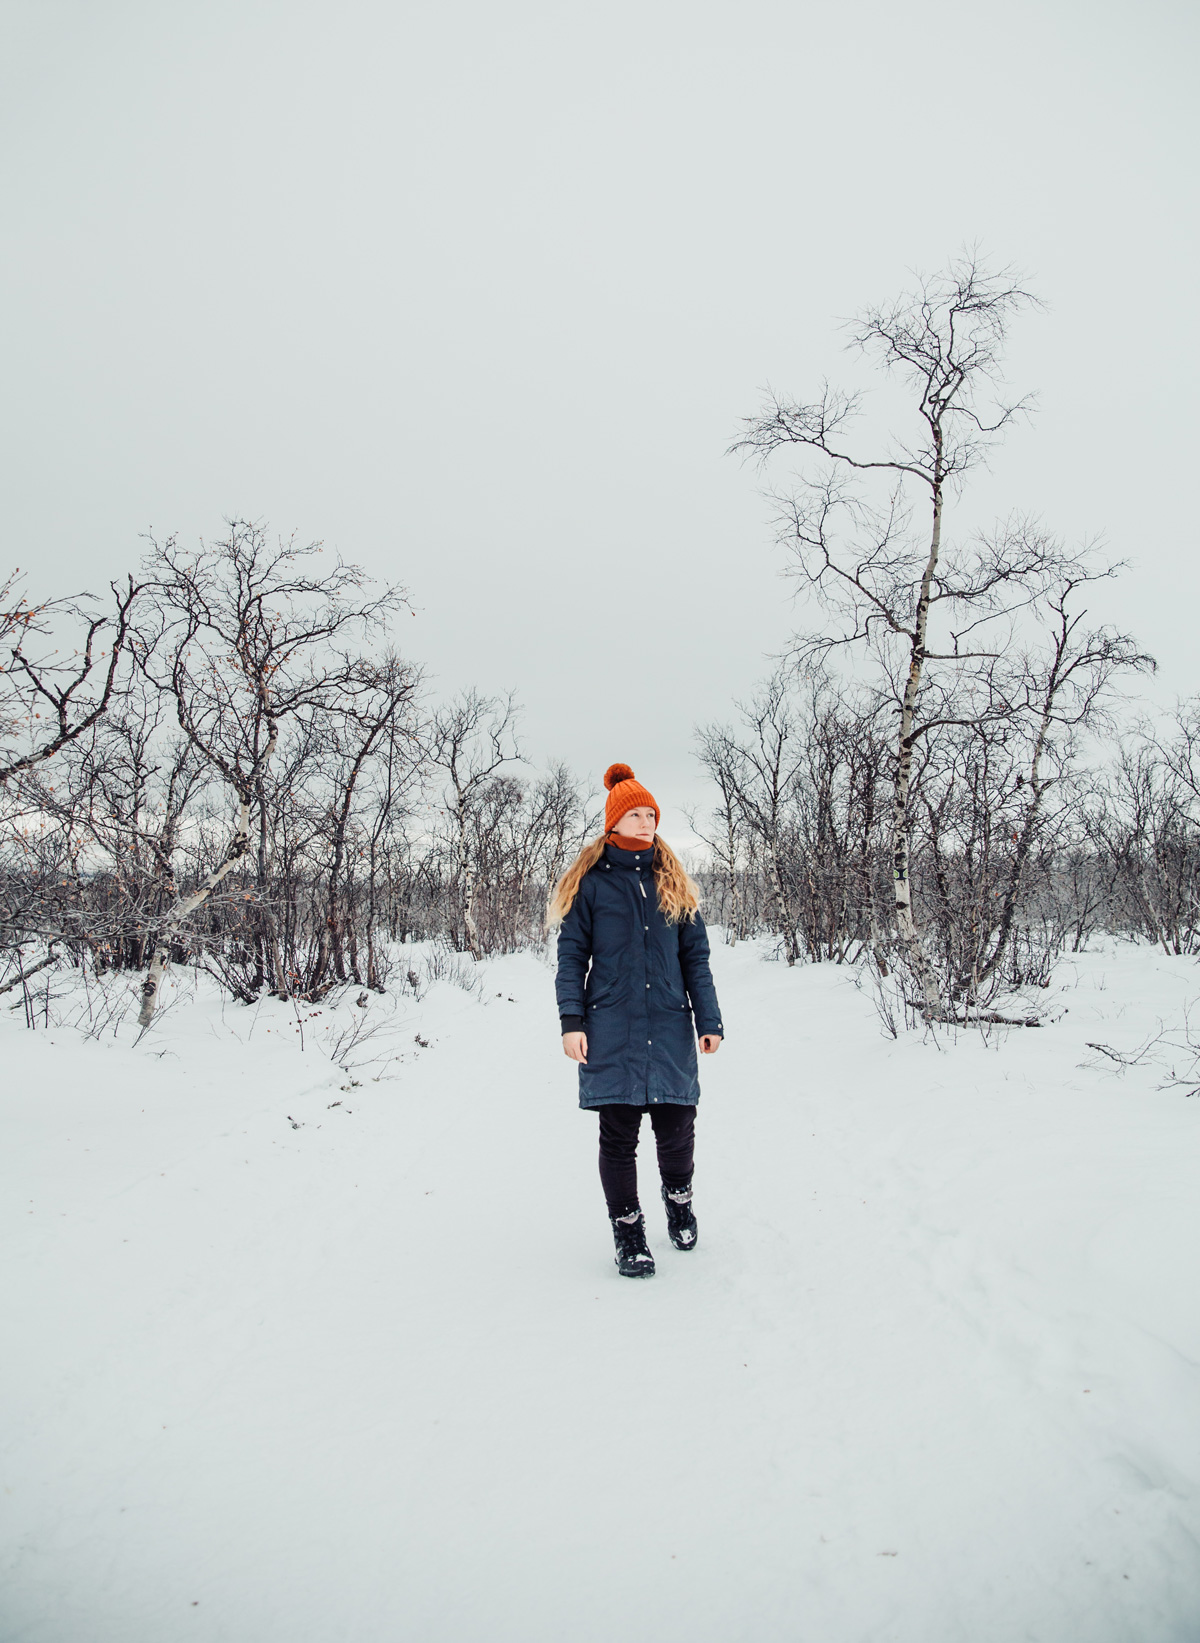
[596,1104,695,1215]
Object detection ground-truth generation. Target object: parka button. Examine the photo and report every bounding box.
[648,1038,652,1044]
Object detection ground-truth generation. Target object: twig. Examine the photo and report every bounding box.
[0,947,58,997]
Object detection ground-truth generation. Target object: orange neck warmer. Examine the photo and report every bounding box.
[608,832,655,852]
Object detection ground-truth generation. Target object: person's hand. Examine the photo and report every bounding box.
[563,1032,588,1063]
[699,1034,722,1055]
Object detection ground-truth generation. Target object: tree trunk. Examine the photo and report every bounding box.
[891,463,946,1020]
[726,809,739,944]
[454,799,482,960]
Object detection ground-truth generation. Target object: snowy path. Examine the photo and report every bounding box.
[3,944,1200,1642]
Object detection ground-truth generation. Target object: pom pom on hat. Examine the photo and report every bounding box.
[602,762,659,831]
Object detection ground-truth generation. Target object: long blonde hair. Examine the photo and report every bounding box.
[547,834,700,928]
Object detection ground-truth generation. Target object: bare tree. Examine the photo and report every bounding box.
[0,570,142,784]
[132,522,407,1027]
[712,675,808,963]
[697,668,892,965]
[691,731,752,944]
[972,565,1152,984]
[428,690,522,959]
[0,536,617,1017]
[30,681,207,971]
[307,653,422,993]
[1085,708,1200,958]
[736,256,1059,1014]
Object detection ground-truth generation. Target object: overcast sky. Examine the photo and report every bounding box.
[2,0,1197,843]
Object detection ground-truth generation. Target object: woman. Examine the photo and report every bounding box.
[549,763,724,1278]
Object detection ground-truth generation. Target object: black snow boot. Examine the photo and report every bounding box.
[609,1209,656,1278]
[661,1182,698,1250]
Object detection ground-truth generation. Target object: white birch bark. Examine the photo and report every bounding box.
[726,808,740,944]
[890,458,946,1019]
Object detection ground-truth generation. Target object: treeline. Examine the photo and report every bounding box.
[689,254,1197,1021]
[4,258,1197,1030]
[693,667,1200,999]
[0,528,597,1024]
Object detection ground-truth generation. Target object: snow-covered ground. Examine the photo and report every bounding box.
[3,941,1199,1643]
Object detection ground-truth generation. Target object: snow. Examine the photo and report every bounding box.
[3,942,1199,1642]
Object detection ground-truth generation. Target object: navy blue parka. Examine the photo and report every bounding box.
[555,841,724,1109]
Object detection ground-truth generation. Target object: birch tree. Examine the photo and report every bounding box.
[307,653,422,993]
[428,690,522,959]
[735,256,1045,1016]
[133,522,405,1027]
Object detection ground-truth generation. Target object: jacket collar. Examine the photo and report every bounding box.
[603,839,655,870]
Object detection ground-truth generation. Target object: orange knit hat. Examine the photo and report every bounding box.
[603,762,660,832]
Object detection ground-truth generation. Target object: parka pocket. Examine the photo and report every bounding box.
[582,1000,630,1065]
[653,967,688,1009]
[584,960,626,1011]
